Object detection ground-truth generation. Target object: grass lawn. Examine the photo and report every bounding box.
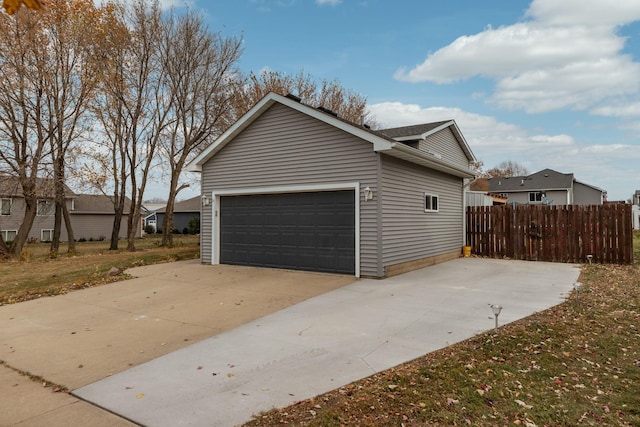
[246,233,640,427]
[0,235,199,305]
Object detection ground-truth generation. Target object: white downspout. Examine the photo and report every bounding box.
[462,178,472,246]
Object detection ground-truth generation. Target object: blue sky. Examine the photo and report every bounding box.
[160,0,640,202]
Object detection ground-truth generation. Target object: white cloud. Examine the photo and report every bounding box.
[394,0,640,113]
[315,0,342,5]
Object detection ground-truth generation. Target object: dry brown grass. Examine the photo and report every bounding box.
[0,235,199,305]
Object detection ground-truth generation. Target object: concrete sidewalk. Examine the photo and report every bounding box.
[74,258,580,427]
[0,261,355,426]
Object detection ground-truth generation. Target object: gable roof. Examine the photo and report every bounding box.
[0,176,74,198]
[378,121,476,162]
[156,196,200,214]
[71,194,134,214]
[487,168,604,193]
[187,92,476,179]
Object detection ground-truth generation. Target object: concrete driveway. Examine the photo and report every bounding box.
[0,260,355,426]
[72,258,580,427]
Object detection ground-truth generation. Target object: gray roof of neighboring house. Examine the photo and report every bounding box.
[487,168,603,193]
[156,196,201,214]
[0,176,74,198]
[72,194,133,214]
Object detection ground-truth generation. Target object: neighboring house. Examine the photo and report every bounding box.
[187,92,476,278]
[465,190,508,207]
[155,196,200,234]
[0,177,140,243]
[486,169,605,206]
[633,190,640,230]
[70,194,142,241]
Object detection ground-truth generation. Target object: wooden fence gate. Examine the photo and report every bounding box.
[466,204,633,264]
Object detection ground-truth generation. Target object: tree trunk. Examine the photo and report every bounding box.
[62,200,76,253]
[160,198,175,247]
[9,182,39,257]
[110,207,123,250]
[50,202,62,254]
[0,233,8,257]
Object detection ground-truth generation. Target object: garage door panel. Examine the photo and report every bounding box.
[220,190,355,274]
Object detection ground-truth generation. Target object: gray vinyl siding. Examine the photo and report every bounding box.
[573,182,603,205]
[156,212,200,233]
[200,103,379,276]
[504,190,570,205]
[380,155,463,269]
[419,127,469,168]
[71,214,134,240]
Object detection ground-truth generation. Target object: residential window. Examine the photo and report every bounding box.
[41,229,54,242]
[529,192,543,203]
[424,193,439,212]
[1,230,17,243]
[1,198,10,215]
[37,199,54,216]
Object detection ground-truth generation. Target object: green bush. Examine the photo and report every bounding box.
[187,217,200,235]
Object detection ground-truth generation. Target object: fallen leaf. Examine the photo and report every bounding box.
[136,393,144,399]
[514,399,533,409]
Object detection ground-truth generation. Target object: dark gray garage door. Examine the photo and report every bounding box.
[220,190,355,274]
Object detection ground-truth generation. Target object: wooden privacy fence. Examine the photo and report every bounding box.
[466,204,634,264]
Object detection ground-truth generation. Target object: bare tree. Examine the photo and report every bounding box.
[42,0,107,255]
[485,160,529,178]
[158,10,242,247]
[231,70,369,125]
[0,10,52,257]
[90,0,169,251]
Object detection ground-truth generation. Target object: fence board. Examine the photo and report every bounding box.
[466,204,633,264]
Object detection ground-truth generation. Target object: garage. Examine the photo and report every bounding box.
[219,190,355,274]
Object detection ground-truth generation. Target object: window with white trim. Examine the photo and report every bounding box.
[1,198,11,215]
[1,230,17,243]
[529,192,543,203]
[37,199,54,216]
[41,229,54,242]
[424,193,439,212]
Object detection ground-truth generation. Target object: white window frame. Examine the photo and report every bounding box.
[424,193,439,212]
[1,229,17,242]
[37,199,54,216]
[41,229,54,242]
[1,198,11,216]
[529,192,543,203]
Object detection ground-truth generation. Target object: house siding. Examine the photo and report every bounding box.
[156,212,200,234]
[200,103,379,276]
[0,196,137,242]
[71,214,132,240]
[573,182,603,205]
[419,127,469,167]
[504,190,570,205]
[380,155,463,270]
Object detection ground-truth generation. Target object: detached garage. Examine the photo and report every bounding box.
[188,92,476,278]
